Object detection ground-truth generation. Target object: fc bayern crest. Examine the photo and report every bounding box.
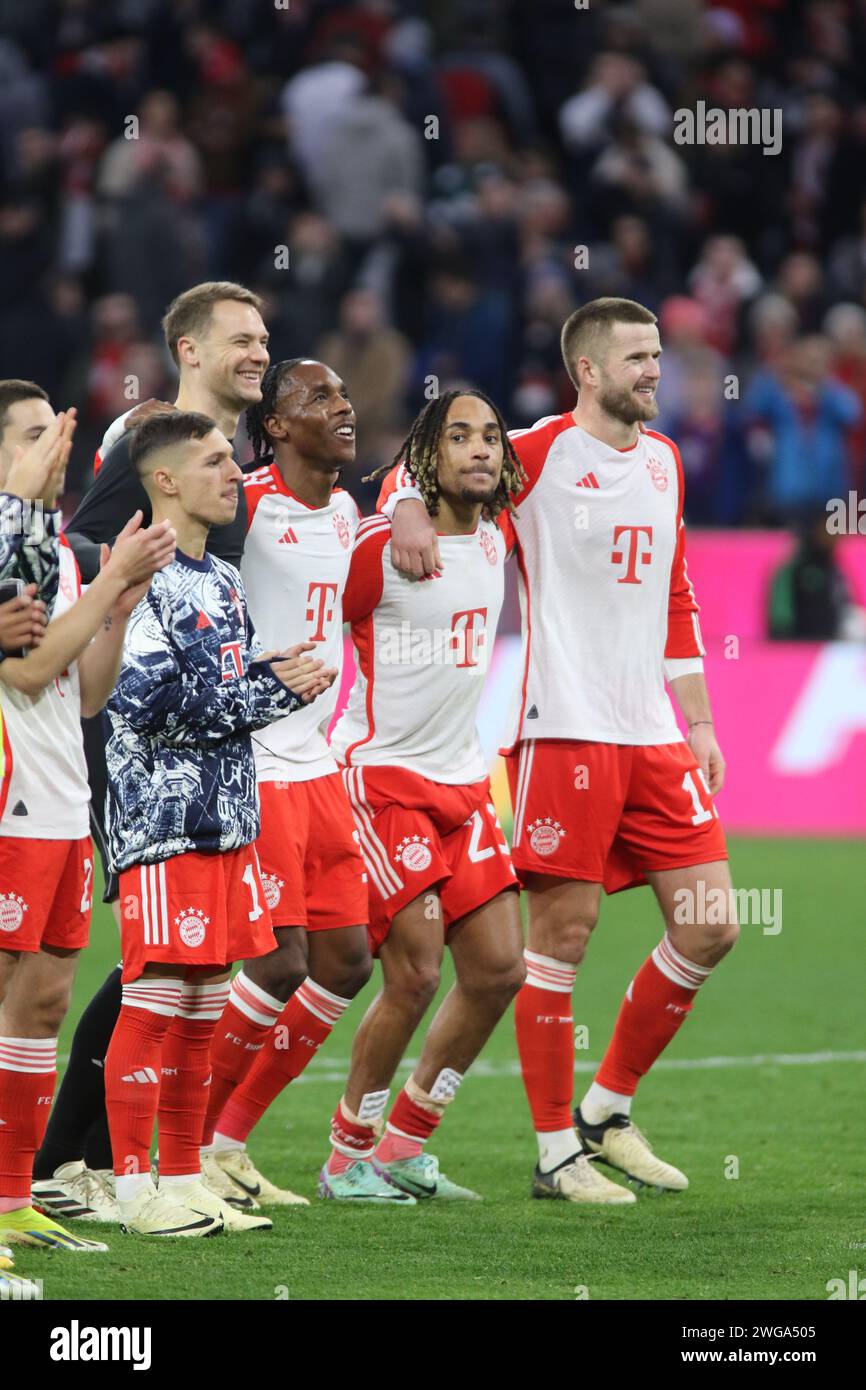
[394,835,432,871]
[527,819,566,857]
[175,906,209,947]
[0,893,28,932]
[261,873,285,910]
[333,514,351,549]
[479,528,498,565]
[646,455,668,492]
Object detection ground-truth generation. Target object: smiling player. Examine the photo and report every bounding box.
[318,390,536,1203]
[383,298,736,1203]
[201,360,372,1206]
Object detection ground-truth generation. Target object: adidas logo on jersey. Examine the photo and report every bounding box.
[195,610,212,630]
[278,527,299,544]
[11,801,27,816]
[527,818,566,857]
[0,894,27,932]
[121,1068,159,1084]
[575,472,599,489]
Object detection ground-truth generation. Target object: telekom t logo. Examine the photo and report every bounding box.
[611,525,653,584]
[451,608,487,668]
[306,581,339,641]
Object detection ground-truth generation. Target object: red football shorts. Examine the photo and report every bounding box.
[0,835,93,952]
[117,844,275,982]
[340,764,518,954]
[256,774,368,931]
[507,739,728,893]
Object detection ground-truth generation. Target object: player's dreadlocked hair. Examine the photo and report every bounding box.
[364,389,526,520]
[245,358,308,462]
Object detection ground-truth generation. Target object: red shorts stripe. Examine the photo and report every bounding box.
[118,844,276,983]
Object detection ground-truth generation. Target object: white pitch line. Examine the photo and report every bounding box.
[289,1049,866,1084]
[56,1048,866,1078]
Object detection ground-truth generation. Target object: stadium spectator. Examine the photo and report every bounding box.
[0,0,865,530]
[744,335,862,522]
[688,236,763,357]
[825,301,866,495]
[317,287,411,489]
[768,513,866,641]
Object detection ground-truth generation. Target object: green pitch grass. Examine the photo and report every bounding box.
[25,836,864,1301]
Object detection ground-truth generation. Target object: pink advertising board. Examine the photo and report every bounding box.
[681,530,866,640]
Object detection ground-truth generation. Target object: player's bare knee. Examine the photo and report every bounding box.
[389,961,440,1017]
[247,947,306,1003]
[476,951,526,1006]
[709,919,740,959]
[30,984,72,1036]
[318,946,373,1001]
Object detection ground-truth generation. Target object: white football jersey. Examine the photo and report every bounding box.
[240,463,360,782]
[330,514,507,784]
[381,415,704,748]
[0,539,91,838]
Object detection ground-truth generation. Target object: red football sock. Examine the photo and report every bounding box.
[158,982,229,1178]
[0,1036,57,1206]
[202,971,284,1147]
[215,978,349,1144]
[326,1094,388,1175]
[375,1081,446,1163]
[514,951,577,1131]
[104,979,182,1180]
[595,935,712,1095]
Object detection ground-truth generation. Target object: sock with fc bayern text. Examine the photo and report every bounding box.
[514,950,580,1171]
[33,964,122,1181]
[0,1036,57,1211]
[375,1070,464,1163]
[201,971,284,1148]
[214,978,351,1147]
[585,934,713,1118]
[327,1091,390,1175]
[157,981,230,1180]
[104,978,182,1203]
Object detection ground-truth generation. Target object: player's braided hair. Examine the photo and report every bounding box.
[364,389,526,520]
[245,358,308,462]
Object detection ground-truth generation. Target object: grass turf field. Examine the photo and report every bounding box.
[22,834,865,1302]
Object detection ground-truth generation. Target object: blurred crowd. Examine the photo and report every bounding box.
[2,0,866,521]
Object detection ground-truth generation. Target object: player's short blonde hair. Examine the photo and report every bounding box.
[162,282,263,367]
[561,298,657,388]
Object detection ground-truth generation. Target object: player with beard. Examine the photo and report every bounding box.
[317,391,536,1203]
[199,360,373,1206]
[381,298,735,1203]
[32,282,272,1223]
